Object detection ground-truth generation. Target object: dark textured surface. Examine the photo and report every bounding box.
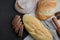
[0,0,28,40]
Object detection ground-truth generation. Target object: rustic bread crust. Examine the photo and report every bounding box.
[36,0,57,20]
[36,12,54,20]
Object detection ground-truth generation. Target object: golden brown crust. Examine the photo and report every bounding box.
[36,0,57,20]
[23,15,53,40]
[36,13,53,20]
[40,0,57,8]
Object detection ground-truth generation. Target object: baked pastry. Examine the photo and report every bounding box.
[36,0,57,20]
[12,15,24,37]
[23,15,53,40]
[15,1,27,14]
[15,0,38,14]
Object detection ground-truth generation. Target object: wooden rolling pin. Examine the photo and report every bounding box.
[52,17,60,37]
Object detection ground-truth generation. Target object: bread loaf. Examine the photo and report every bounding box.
[23,15,53,40]
[15,0,37,14]
[15,1,27,14]
[36,0,57,20]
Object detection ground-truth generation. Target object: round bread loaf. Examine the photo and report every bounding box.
[15,1,27,14]
[15,0,38,14]
[36,0,57,20]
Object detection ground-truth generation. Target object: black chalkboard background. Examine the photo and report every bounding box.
[0,0,28,40]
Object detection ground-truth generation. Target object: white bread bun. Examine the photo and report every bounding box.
[15,0,38,14]
[36,0,57,20]
[15,1,27,14]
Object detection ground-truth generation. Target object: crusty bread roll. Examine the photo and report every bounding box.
[36,0,57,20]
[23,15,53,40]
[15,1,27,14]
[15,0,38,14]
